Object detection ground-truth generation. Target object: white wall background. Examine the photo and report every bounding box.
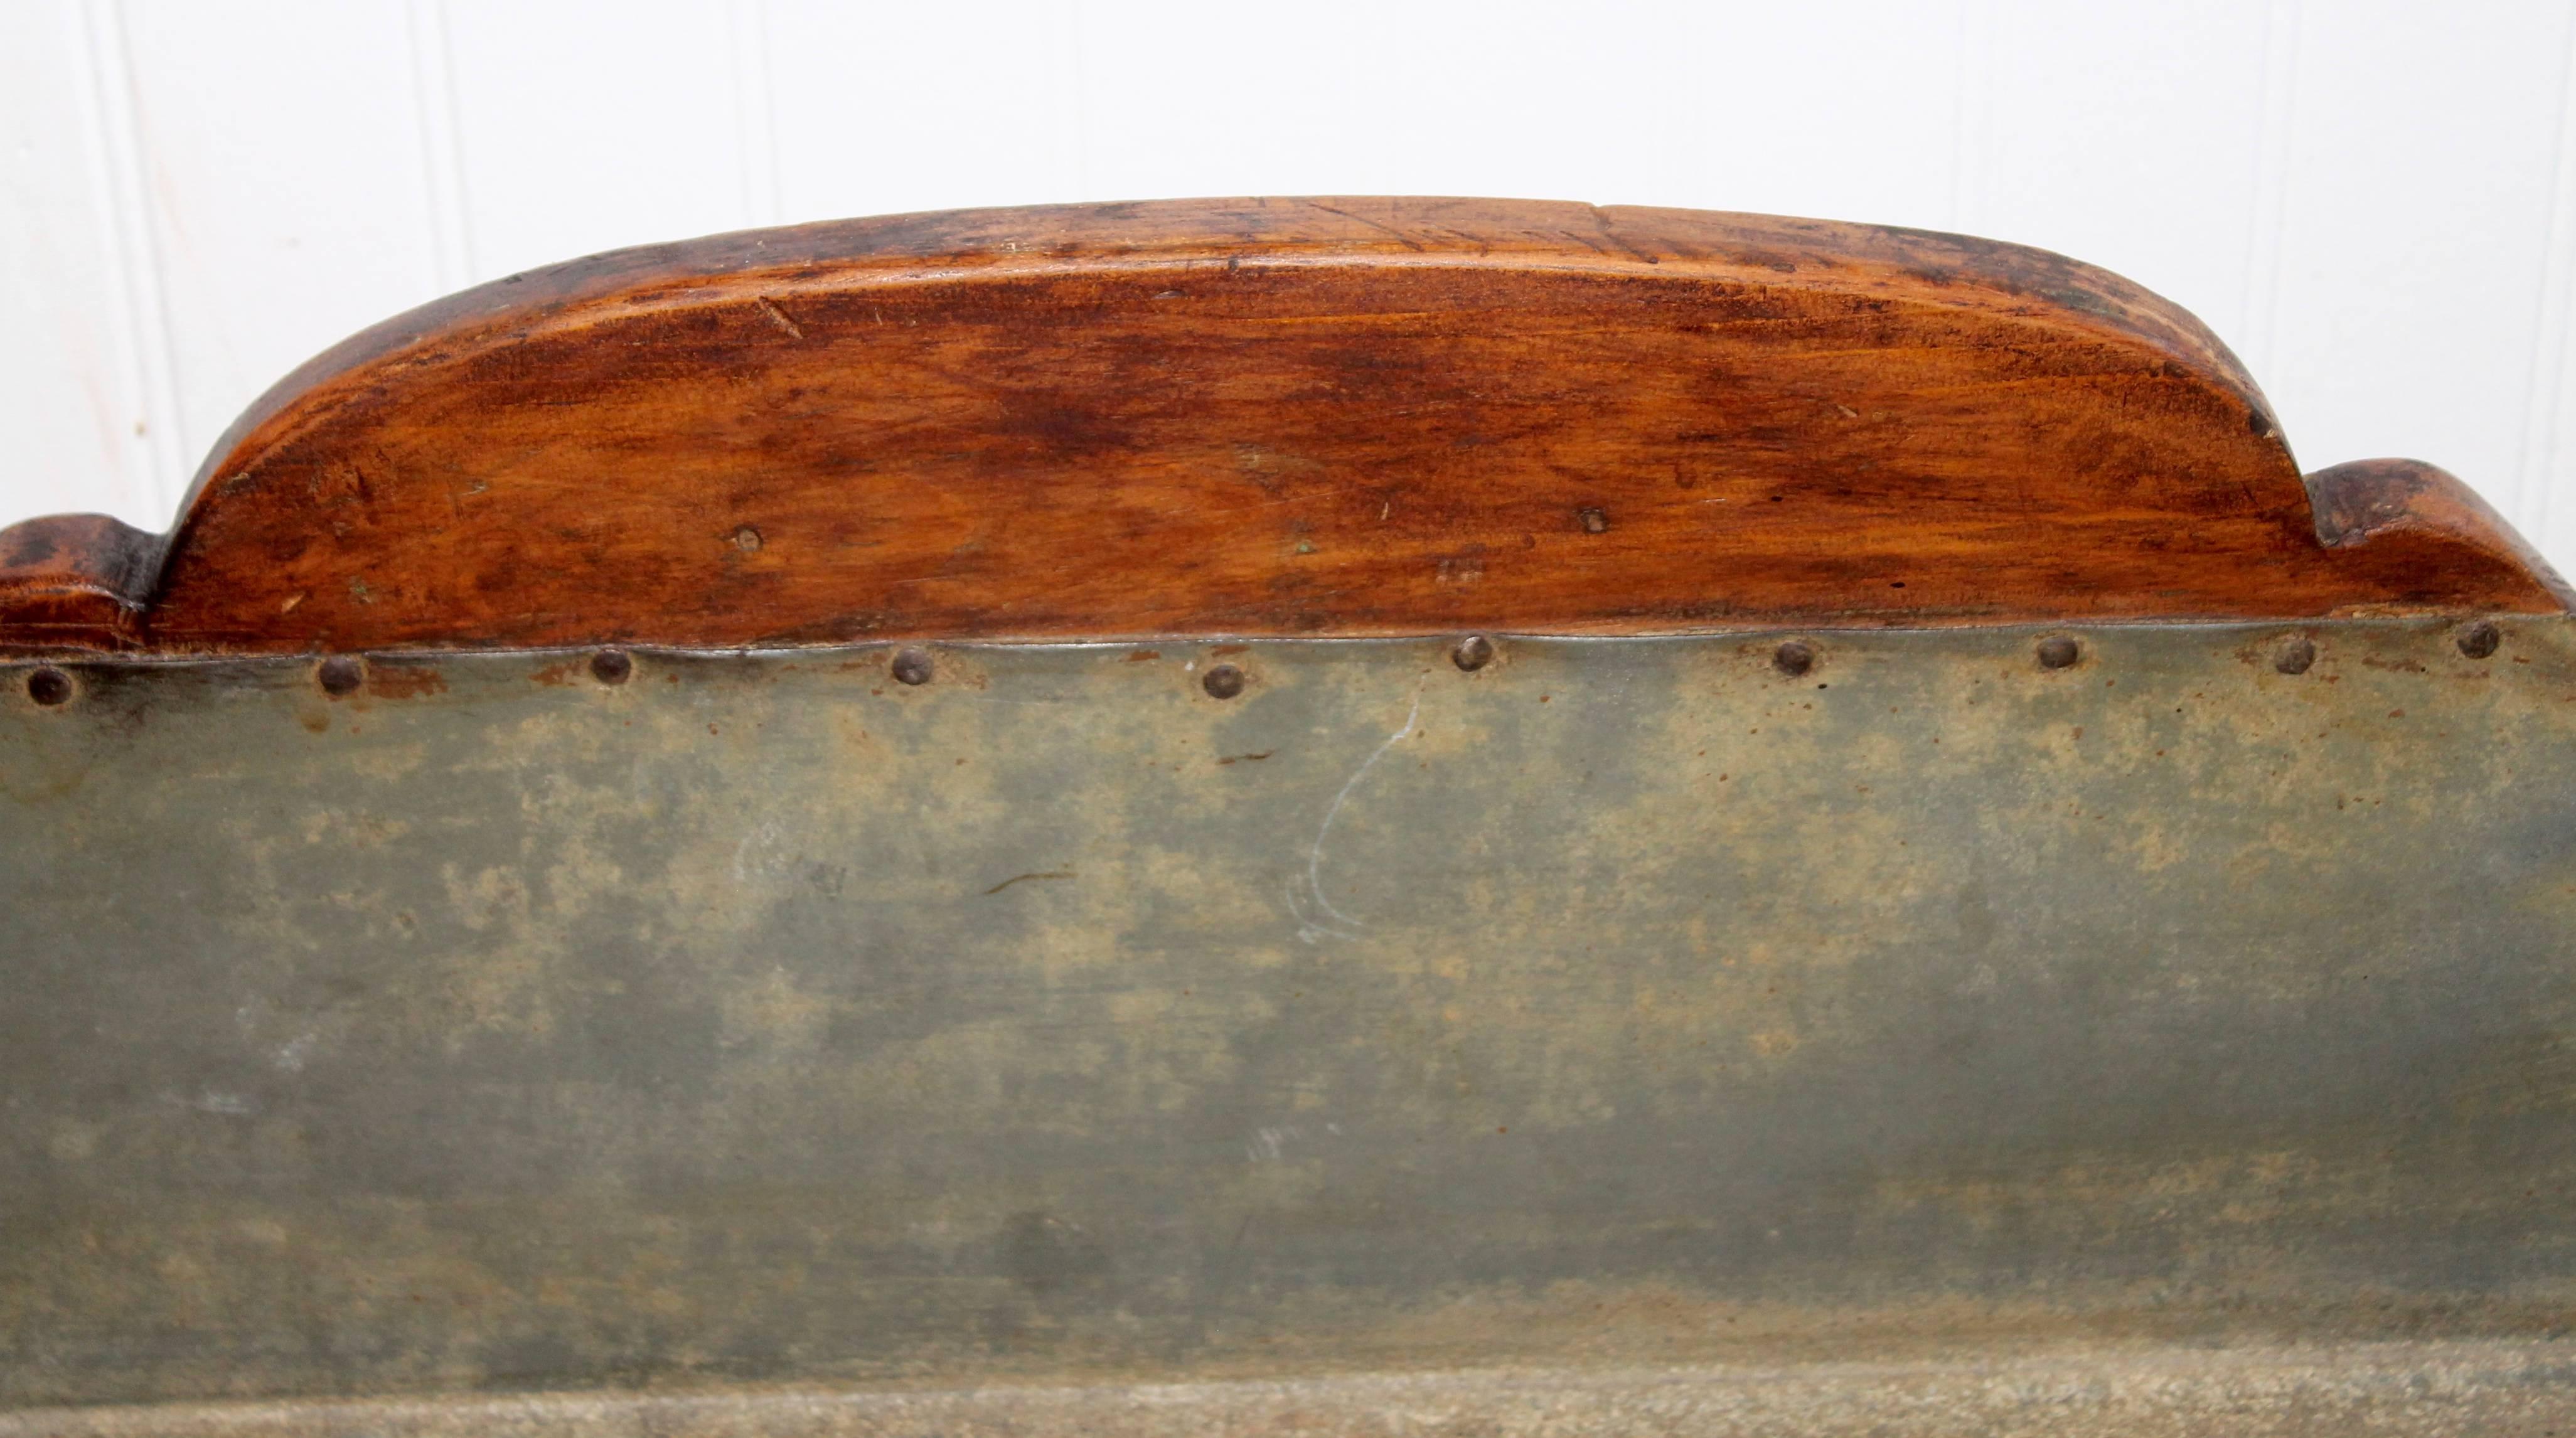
[6,0,2576,568]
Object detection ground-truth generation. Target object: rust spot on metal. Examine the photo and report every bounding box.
[24,666,71,706]
[2459,620,2502,659]
[1126,649,1163,662]
[2277,637,2317,675]
[1774,641,1815,677]
[316,655,365,696]
[891,648,934,686]
[1217,751,1274,765]
[1453,635,1495,671]
[2036,636,2082,669]
[1202,664,1246,699]
[367,664,447,700]
[590,649,633,686]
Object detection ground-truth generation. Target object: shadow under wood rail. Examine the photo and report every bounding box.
[3,197,2565,654]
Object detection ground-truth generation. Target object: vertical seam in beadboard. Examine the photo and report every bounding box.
[407,0,474,291]
[2240,0,2302,384]
[1058,0,1092,202]
[61,0,139,518]
[2515,0,2576,551]
[78,0,184,525]
[727,0,780,227]
[1948,0,1996,233]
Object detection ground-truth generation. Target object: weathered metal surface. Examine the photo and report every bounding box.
[8,621,2576,1412]
[16,1343,2576,1437]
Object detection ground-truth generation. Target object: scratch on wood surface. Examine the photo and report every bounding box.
[756,296,804,339]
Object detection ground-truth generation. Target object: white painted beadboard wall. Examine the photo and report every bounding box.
[7,0,2576,569]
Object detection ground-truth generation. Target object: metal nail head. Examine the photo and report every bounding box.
[317,656,365,696]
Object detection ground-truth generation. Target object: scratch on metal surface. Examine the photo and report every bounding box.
[164,1090,254,1117]
[985,870,1075,896]
[1291,690,1421,943]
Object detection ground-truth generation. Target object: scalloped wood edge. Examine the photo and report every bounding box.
[3,198,2565,654]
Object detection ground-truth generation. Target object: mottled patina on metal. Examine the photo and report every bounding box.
[18,1343,2576,1437]
[7,621,2576,1415]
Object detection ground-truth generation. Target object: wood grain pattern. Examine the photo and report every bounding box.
[0,513,158,649]
[1,198,2563,654]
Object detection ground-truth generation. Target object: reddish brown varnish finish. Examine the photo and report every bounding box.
[0,198,2564,654]
[0,513,157,649]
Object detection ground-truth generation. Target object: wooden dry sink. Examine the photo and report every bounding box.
[6,198,2576,1435]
